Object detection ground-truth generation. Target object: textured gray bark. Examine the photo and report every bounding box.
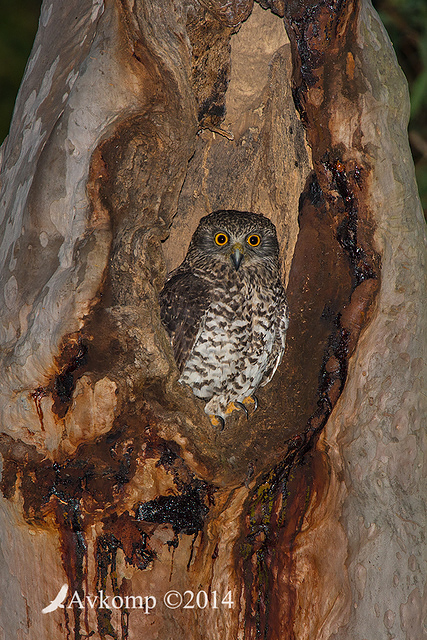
[325,6,427,637]
[0,1,425,639]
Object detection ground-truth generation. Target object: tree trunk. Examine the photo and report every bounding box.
[0,1,425,639]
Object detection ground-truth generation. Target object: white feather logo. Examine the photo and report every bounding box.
[42,584,68,614]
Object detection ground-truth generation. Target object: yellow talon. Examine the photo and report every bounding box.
[209,397,258,428]
[242,396,258,412]
[209,415,225,429]
[224,402,242,416]
[224,397,258,419]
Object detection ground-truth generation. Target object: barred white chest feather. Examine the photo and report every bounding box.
[159,209,289,423]
[179,277,286,416]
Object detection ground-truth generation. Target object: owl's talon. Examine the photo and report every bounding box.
[223,398,258,419]
[209,415,225,430]
[224,402,244,417]
[242,395,258,413]
[234,401,249,419]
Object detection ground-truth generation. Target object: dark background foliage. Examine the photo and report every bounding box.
[0,0,42,142]
[0,0,425,215]
[374,0,427,217]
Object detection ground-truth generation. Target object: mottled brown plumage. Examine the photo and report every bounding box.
[160,210,289,421]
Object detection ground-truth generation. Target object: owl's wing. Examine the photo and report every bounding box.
[159,269,211,372]
[260,291,289,387]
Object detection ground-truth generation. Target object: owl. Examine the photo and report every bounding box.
[159,210,289,425]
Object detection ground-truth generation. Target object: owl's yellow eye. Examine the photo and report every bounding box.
[247,234,261,247]
[214,232,229,246]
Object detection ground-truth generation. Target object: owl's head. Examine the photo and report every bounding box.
[185,210,280,273]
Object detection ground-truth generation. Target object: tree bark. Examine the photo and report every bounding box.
[0,1,425,639]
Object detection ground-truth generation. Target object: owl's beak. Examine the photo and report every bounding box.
[231,244,244,270]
